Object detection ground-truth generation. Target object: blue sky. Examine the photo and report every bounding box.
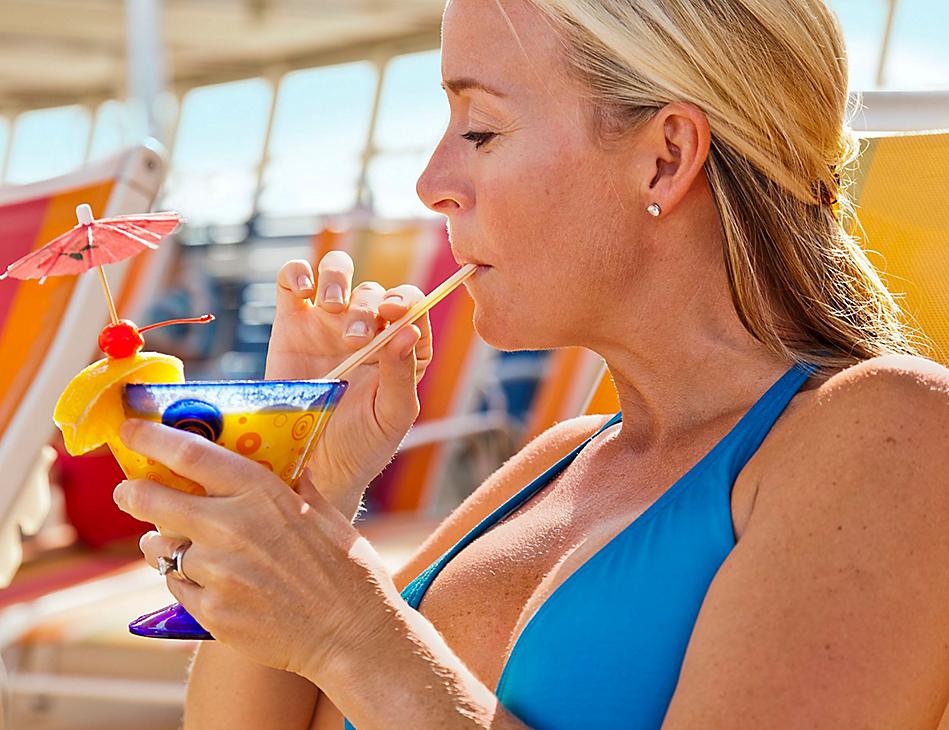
[2,1,947,221]
[833,0,949,89]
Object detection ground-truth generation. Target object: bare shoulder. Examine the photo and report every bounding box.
[759,353,948,533]
[393,413,614,589]
[786,353,948,481]
[425,413,613,537]
[663,356,949,728]
[815,352,949,404]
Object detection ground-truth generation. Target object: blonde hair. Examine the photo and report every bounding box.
[524,0,924,370]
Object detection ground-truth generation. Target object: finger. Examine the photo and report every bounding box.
[343,281,386,344]
[165,540,208,588]
[275,259,316,315]
[377,285,432,367]
[139,531,200,576]
[114,478,211,540]
[165,572,204,620]
[375,323,422,435]
[140,530,178,570]
[411,310,433,367]
[119,419,276,499]
[376,284,423,321]
[316,251,355,313]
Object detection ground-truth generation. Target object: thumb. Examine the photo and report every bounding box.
[374,324,422,435]
[274,259,316,318]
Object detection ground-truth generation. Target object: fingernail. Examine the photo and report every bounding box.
[323,282,344,304]
[382,293,404,306]
[297,274,314,293]
[345,320,370,338]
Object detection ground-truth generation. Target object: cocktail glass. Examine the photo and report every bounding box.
[110,379,348,640]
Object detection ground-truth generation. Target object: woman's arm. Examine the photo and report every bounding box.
[314,579,531,730]
[181,476,361,730]
[662,356,949,729]
[176,257,605,729]
[178,253,428,729]
[185,643,321,730]
[307,414,611,728]
[184,478,524,730]
[178,413,609,730]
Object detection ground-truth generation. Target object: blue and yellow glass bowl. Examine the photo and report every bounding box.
[114,379,348,640]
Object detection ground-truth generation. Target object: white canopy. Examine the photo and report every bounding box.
[0,0,443,113]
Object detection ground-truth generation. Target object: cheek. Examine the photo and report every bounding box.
[465,128,636,347]
[483,131,618,252]
[479,149,621,289]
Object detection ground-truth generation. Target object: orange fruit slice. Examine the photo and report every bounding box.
[54,352,184,456]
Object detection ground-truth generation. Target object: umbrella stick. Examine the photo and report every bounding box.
[96,266,120,325]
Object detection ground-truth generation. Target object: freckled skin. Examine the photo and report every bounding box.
[418,1,653,354]
[300,0,949,725]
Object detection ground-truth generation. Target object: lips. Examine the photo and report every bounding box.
[451,250,489,268]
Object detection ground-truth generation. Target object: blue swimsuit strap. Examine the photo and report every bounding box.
[728,360,818,471]
[401,360,818,610]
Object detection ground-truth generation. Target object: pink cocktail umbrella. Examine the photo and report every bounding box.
[0,203,212,358]
[0,204,181,325]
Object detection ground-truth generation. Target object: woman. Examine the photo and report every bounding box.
[114,0,949,727]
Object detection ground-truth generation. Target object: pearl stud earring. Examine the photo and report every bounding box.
[646,203,662,217]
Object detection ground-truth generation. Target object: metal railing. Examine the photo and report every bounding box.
[851,90,949,132]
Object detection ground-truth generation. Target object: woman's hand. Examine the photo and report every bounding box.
[114,419,398,680]
[265,252,433,516]
[114,420,528,729]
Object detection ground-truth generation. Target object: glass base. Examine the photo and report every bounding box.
[129,602,214,640]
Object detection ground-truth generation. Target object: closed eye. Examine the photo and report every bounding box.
[461,130,497,149]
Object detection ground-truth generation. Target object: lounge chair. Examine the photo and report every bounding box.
[848,129,949,365]
[0,142,168,588]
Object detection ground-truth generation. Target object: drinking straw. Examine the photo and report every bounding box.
[323,263,478,380]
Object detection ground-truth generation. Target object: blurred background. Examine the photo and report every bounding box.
[2,1,948,227]
[0,1,946,728]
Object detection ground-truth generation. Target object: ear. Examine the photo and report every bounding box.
[637,102,711,216]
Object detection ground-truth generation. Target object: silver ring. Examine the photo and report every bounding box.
[158,542,198,585]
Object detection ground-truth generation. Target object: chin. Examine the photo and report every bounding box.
[465,269,570,350]
[470,305,558,352]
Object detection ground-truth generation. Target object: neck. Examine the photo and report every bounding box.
[582,248,799,456]
[597,334,797,457]
[585,193,820,453]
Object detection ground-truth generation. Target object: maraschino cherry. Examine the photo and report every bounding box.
[98,314,214,359]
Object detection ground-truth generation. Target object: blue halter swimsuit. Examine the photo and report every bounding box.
[346,361,816,729]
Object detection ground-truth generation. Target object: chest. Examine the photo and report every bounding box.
[415,435,768,689]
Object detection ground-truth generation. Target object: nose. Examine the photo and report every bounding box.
[416,136,472,215]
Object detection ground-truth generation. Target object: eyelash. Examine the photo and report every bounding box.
[461,130,497,149]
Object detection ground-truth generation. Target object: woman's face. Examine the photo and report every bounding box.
[417,0,649,351]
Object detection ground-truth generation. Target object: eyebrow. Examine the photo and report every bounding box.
[442,77,508,98]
